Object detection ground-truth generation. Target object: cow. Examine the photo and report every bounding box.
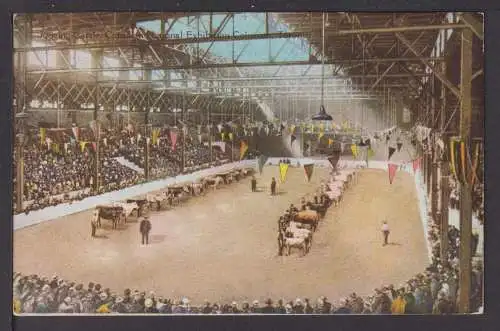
[293,210,320,232]
[125,199,148,217]
[146,192,168,211]
[94,205,124,230]
[112,201,139,223]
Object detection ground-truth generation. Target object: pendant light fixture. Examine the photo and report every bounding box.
[312,12,333,121]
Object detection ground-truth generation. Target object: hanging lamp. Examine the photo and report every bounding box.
[312,12,333,121]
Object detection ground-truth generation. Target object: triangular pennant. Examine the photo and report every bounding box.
[388,146,396,160]
[103,138,108,146]
[79,141,87,153]
[328,151,341,169]
[72,126,80,141]
[217,124,223,133]
[170,131,178,151]
[328,138,334,147]
[92,142,97,151]
[240,140,248,160]
[470,140,482,186]
[137,134,142,142]
[291,134,297,146]
[350,144,358,158]
[89,120,100,139]
[64,143,69,153]
[221,132,226,141]
[388,163,398,184]
[303,164,314,182]
[412,157,421,173]
[258,155,269,175]
[228,132,234,141]
[290,125,296,134]
[279,162,289,183]
[318,132,325,142]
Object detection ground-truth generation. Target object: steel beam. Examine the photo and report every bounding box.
[395,32,461,99]
[458,26,474,313]
[25,57,444,74]
[335,23,467,35]
[459,13,484,41]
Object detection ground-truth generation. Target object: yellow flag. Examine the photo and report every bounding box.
[350,144,358,158]
[40,128,46,146]
[279,162,289,183]
[310,124,315,132]
[239,140,248,160]
[319,123,325,132]
[80,141,88,153]
[328,138,334,147]
[221,132,226,141]
[229,132,234,141]
[318,132,325,142]
[290,125,296,134]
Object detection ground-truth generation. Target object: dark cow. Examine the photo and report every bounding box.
[94,205,124,230]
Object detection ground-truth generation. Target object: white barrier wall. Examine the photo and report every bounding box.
[14,160,255,230]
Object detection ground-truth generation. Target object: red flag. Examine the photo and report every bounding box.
[170,131,178,151]
[412,158,421,173]
[92,142,97,151]
[72,126,80,141]
[388,163,398,184]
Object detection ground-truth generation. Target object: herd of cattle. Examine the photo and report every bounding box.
[91,167,255,233]
[277,167,359,257]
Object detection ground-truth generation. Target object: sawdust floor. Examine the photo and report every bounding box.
[14,167,428,305]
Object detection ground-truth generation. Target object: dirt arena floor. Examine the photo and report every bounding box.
[14,167,428,305]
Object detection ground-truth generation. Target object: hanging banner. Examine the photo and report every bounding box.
[51,143,58,154]
[291,134,297,146]
[217,124,223,133]
[45,137,52,150]
[92,142,97,151]
[152,128,161,146]
[240,140,248,160]
[228,132,234,141]
[449,137,469,185]
[170,131,178,151]
[303,164,314,182]
[258,155,269,174]
[412,157,421,174]
[221,132,226,141]
[319,123,325,132]
[290,125,296,135]
[79,141,88,153]
[350,144,358,158]
[137,134,142,143]
[388,146,396,160]
[279,162,289,183]
[310,123,315,132]
[470,139,482,186]
[328,151,341,169]
[103,138,108,146]
[89,120,100,139]
[39,128,46,145]
[198,134,202,143]
[388,163,398,184]
[72,126,80,141]
[328,138,334,147]
[64,142,69,153]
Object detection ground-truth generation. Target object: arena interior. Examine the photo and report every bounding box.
[13,12,484,314]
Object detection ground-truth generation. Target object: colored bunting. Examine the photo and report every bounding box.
[79,141,88,153]
[279,162,289,183]
[72,126,80,141]
[318,132,325,142]
[39,128,46,146]
[388,146,396,160]
[328,138,334,147]
[303,164,314,182]
[258,155,269,174]
[170,131,178,151]
[350,144,358,158]
[240,141,248,160]
[412,157,421,173]
[388,163,398,184]
[228,132,233,141]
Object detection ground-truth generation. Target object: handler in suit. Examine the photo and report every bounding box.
[140,216,152,245]
[251,176,257,192]
[381,221,390,246]
[270,177,277,196]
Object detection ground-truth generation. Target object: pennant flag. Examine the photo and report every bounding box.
[217,124,223,132]
[328,151,341,169]
[221,132,226,141]
[290,125,296,134]
[51,143,58,154]
[39,128,46,145]
[367,147,375,159]
[258,155,269,174]
[228,132,234,141]
[412,157,421,173]
[103,138,108,146]
[319,123,325,132]
[45,137,52,150]
[89,120,100,139]
[303,164,314,182]
[291,134,297,146]
[137,134,142,142]
[79,141,88,153]
[240,140,248,160]
[64,143,69,153]
[388,163,398,184]
[350,144,358,158]
[92,142,97,151]
[449,137,469,185]
[388,146,396,160]
[328,138,334,147]
[170,131,178,150]
[470,140,482,186]
[310,123,315,132]
[72,126,80,141]
[197,134,202,143]
[279,162,289,183]
[152,128,161,146]
[318,132,325,142]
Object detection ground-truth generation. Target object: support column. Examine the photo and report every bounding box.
[458,27,473,314]
[440,162,450,264]
[91,50,103,192]
[180,91,186,173]
[431,75,439,220]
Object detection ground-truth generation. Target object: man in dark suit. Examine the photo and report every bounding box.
[140,216,152,245]
[270,177,277,195]
[251,176,257,192]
